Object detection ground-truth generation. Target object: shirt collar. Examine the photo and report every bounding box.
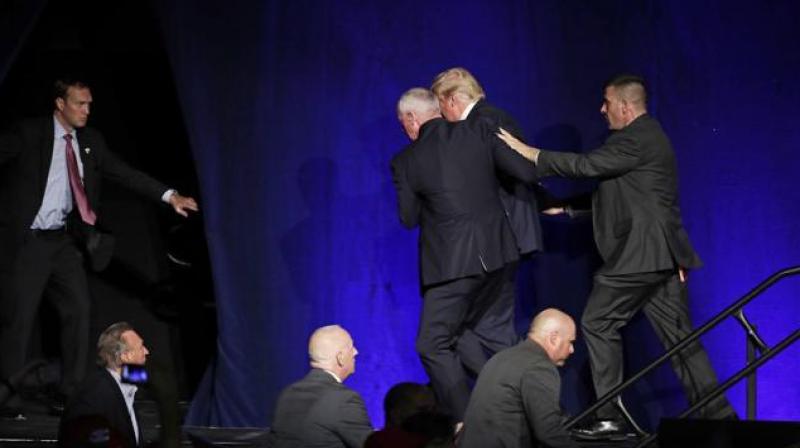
[107,368,138,397]
[460,99,479,120]
[53,114,76,141]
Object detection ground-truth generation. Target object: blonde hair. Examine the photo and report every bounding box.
[431,67,486,102]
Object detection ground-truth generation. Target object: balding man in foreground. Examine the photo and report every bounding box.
[460,309,579,448]
[268,325,373,448]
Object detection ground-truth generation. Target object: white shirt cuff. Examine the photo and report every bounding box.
[161,189,176,203]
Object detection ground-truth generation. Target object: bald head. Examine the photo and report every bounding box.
[308,325,358,381]
[528,308,576,366]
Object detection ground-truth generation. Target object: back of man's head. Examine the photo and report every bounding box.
[397,87,440,120]
[528,308,576,366]
[383,382,437,428]
[96,322,134,369]
[431,67,485,103]
[308,325,357,380]
[605,74,647,111]
[397,88,441,141]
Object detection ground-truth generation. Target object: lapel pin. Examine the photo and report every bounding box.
[84,147,91,154]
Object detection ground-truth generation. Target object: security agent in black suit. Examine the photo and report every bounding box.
[60,321,150,448]
[391,88,538,422]
[0,79,198,410]
[269,325,373,448]
[498,74,736,438]
[461,308,579,448]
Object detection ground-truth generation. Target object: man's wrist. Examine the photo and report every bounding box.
[161,189,177,204]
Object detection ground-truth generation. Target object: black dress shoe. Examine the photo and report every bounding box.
[571,419,637,441]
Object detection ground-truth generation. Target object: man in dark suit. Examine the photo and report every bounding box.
[0,78,197,412]
[431,68,545,364]
[60,321,150,448]
[498,74,735,438]
[391,87,538,422]
[460,308,578,448]
[269,325,373,448]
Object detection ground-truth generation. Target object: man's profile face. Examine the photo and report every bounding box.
[56,86,92,130]
[549,323,576,367]
[437,95,462,122]
[339,334,358,378]
[120,330,149,366]
[399,114,419,141]
[600,86,626,130]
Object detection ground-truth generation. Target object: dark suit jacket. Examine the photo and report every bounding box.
[537,114,702,275]
[460,340,577,448]
[60,368,142,448]
[391,117,537,287]
[269,369,373,448]
[468,99,544,255]
[0,116,168,271]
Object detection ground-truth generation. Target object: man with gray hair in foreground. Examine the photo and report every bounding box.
[60,321,150,448]
[268,325,373,448]
[460,309,579,448]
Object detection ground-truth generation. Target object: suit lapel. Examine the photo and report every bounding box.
[101,369,139,447]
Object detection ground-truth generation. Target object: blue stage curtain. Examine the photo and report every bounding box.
[154,0,800,427]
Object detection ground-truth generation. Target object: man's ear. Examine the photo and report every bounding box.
[548,332,559,348]
[335,351,344,367]
[55,97,65,112]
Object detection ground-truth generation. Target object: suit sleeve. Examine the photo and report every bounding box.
[538,131,639,179]
[521,365,579,448]
[483,121,538,183]
[0,124,23,165]
[91,132,170,202]
[390,152,421,229]
[334,390,374,448]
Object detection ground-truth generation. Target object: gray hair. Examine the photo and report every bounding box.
[96,321,134,369]
[397,87,440,118]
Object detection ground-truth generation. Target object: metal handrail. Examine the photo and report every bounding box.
[565,265,800,430]
[634,328,800,447]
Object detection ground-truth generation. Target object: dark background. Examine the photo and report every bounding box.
[1,0,798,430]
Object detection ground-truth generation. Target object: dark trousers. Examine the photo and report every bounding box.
[0,230,90,396]
[582,270,734,419]
[416,263,518,421]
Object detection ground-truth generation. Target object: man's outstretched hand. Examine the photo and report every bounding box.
[168,193,199,217]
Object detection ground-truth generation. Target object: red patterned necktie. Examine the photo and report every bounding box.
[64,134,97,225]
